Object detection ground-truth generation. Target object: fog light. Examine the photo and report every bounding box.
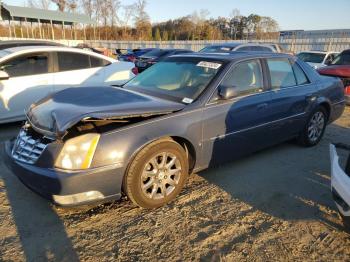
[53,191,104,205]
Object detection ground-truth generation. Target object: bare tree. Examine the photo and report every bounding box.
[120,4,134,37]
[109,0,121,27]
[133,0,150,24]
[51,0,66,11]
[66,0,78,12]
[27,0,51,9]
[81,0,94,19]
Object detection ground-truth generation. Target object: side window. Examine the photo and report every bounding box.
[221,59,264,97]
[267,58,296,89]
[236,46,251,51]
[0,53,49,77]
[291,61,310,85]
[90,56,110,68]
[57,52,90,72]
[255,46,273,52]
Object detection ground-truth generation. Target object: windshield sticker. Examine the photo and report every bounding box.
[182,97,194,104]
[197,61,222,70]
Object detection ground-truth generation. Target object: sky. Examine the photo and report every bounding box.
[5,0,350,30]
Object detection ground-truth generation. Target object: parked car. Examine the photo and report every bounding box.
[0,46,136,123]
[0,40,65,50]
[5,52,345,208]
[75,43,106,55]
[317,49,350,105]
[135,48,193,72]
[199,43,277,53]
[297,51,339,69]
[259,42,292,54]
[116,48,156,63]
[330,143,350,232]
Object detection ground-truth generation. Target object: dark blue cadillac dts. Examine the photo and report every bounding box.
[6,52,345,208]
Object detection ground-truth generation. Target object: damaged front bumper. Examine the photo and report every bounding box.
[5,140,125,207]
[330,143,350,216]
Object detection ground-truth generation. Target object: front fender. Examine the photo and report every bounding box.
[91,109,203,171]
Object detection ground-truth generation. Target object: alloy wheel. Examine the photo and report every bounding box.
[141,152,182,200]
[307,111,325,142]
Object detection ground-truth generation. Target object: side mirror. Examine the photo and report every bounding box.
[218,85,238,100]
[0,70,9,80]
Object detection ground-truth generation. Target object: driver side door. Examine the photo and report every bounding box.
[0,52,54,123]
[201,59,274,168]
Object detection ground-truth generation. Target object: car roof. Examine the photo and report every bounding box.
[0,45,116,61]
[171,51,292,62]
[0,40,63,46]
[298,50,338,54]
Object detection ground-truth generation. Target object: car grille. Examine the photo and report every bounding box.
[12,129,48,164]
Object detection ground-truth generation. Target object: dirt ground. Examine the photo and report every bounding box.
[1,108,350,262]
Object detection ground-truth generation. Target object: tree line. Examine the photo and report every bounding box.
[25,0,280,40]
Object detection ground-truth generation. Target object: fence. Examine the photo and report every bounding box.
[1,36,350,53]
[85,38,350,53]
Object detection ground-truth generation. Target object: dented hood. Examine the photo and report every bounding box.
[27,86,185,136]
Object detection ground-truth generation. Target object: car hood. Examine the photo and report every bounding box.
[27,86,185,137]
[317,65,350,78]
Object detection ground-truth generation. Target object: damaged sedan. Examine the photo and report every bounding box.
[6,53,346,208]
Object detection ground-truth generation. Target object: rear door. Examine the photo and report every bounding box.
[0,52,53,122]
[265,57,318,140]
[53,51,106,92]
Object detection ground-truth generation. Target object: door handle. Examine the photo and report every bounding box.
[257,103,268,110]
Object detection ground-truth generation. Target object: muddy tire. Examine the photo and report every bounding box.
[123,139,189,209]
[298,107,328,147]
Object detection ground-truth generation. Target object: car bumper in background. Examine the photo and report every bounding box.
[330,144,350,216]
[5,140,124,207]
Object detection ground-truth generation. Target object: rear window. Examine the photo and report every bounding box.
[267,58,297,89]
[90,56,110,68]
[199,46,236,53]
[142,49,169,58]
[297,52,326,63]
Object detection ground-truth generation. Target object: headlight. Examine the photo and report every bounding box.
[55,133,100,170]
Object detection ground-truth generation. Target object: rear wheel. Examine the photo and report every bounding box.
[123,139,188,208]
[298,107,328,147]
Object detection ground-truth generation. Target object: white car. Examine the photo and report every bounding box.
[0,46,136,123]
[330,144,350,231]
[297,51,339,69]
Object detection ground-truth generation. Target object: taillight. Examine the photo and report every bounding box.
[128,55,136,63]
[345,86,350,95]
[132,67,138,75]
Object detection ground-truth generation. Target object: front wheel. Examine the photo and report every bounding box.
[298,107,328,147]
[123,139,189,209]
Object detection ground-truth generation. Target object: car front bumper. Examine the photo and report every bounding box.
[5,140,124,207]
[330,144,350,216]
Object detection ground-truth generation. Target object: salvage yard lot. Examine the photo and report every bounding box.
[0,108,350,261]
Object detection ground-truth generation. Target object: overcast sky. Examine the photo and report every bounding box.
[7,0,350,30]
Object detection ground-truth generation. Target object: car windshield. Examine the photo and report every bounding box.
[331,52,350,65]
[297,52,326,63]
[199,45,236,53]
[125,59,223,103]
